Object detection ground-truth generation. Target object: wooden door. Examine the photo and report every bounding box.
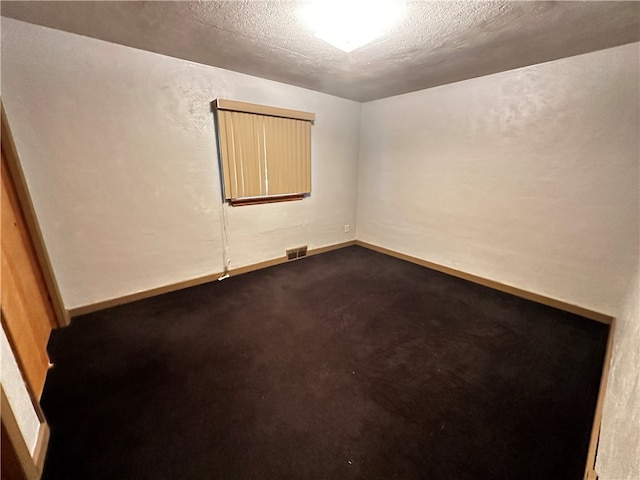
[1,149,57,399]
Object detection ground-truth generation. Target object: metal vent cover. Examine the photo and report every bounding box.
[286,245,308,261]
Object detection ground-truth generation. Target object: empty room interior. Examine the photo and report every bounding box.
[1,1,639,479]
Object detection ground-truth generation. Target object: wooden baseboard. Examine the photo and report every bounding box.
[355,240,613,324]
[354,240,614,480]
[67,240,356,318]
[66,237,612,480]
[69,239,613,324]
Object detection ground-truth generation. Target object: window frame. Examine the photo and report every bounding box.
[212,99,315,206]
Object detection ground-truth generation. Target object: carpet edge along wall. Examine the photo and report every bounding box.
[68,241,613,324]
[42,246,609,480]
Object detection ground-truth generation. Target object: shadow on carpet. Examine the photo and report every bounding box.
[41,246,608,480]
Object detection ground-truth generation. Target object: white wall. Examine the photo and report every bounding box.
[2,14,638,477]
[1,324,41,455]
[597,264,640,480]
[0,18,360,310]
[357,43,639,315]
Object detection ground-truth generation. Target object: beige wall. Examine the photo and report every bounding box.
[4,19,634,318]
[2,16,638,475]
[1,18,361,310]
[357,43,639,316]
[1,324,40,455]
[597,265,640,480]
[357,42,640,476]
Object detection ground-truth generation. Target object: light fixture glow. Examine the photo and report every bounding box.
[297,0,405,53]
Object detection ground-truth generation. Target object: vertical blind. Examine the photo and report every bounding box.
[213,99,315,203]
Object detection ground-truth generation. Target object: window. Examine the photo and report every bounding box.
[213,99,315,206]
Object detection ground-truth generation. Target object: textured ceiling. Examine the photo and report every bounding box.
[2,1,639,102]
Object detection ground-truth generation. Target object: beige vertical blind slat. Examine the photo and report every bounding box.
[294,119,302,194]
[217,111,232,199]
[255,115,268,197]
[230,112,246,197]
[232,113,243,198]
[282,119,291,194]
[223,112,235,199]
[222,111,240,200]
[251,114,261,197]
[265,116,278,194]
[215,99,313,202]
[303,121,311,192]
[277,116,287,192]
[281,117,287,193]
[266,115,281,194]
[285,119,300,193]
[262,116,273,194]
[296,119,302,194]
[245,113,262,197]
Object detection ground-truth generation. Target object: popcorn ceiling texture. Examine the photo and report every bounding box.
[2,1,639,101]
[596,267,640,480]
[1,5,638,476]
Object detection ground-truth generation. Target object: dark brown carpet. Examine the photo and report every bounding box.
[41,246,608,480]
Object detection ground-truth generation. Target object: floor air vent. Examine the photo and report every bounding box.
[286,245,308,261]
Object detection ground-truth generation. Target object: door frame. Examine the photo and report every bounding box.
[1,313,50,480]
[1,102,69,327]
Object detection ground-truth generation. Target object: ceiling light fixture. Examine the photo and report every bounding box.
[296,0,406,53]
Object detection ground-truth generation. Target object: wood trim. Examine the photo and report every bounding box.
[0,312,48,416]
[354,240,614,479]
[0,386,47,480]
[230,194,305,206]
[68,240,357,318]
[355,240,614,324]
[213,99,315,122]
[67,272,224,317]
[1,419,26,480]
[32,421,50,474]
[62,237,612,480]
[68,239,612,323]
[583,318,615,480]
[1,102,70,327]
[1,153,57,398]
